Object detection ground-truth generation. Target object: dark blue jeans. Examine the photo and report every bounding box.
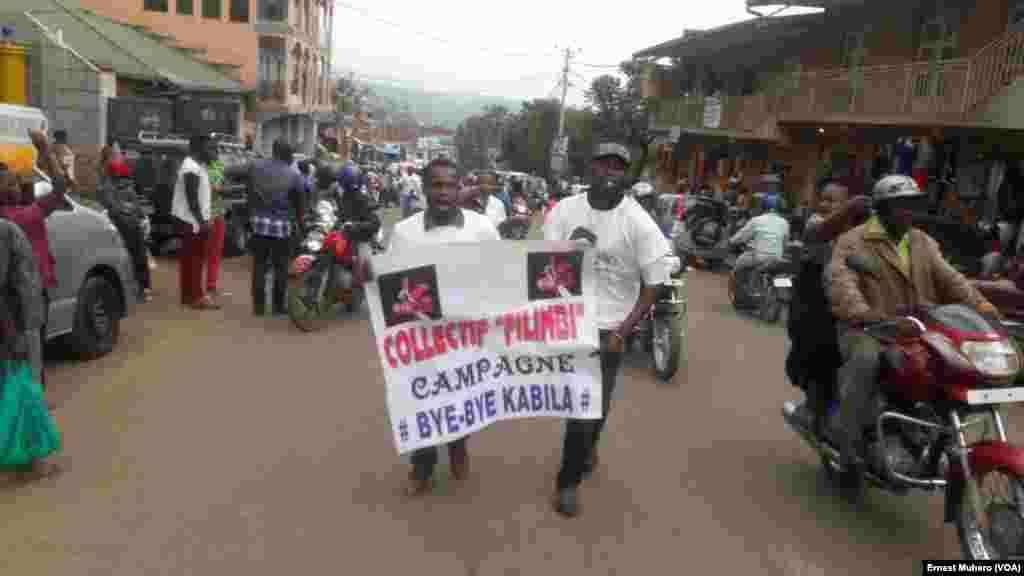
[557,330,623,490]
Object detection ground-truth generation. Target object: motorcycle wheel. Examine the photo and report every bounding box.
[287,261,339,332]
[760,280,782,323]
[651,309,683,382]
[956,467,1024,560]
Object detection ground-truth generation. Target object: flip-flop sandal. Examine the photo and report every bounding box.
[191,298,222,310]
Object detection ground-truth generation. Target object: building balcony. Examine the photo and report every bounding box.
[254,19,294,36]
[648,29,1024,137]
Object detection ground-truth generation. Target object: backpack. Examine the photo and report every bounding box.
[786,255,840,399]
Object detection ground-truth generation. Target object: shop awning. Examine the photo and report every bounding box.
[377,143,402,157]
[650,125,779,144]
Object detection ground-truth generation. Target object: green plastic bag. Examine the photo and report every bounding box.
[0,361,61,467]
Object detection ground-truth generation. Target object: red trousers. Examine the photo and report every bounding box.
[205,216,225,292]
[179,224,209,305]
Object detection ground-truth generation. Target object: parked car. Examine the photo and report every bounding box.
[33,168,137,358]
[120,132,253,255]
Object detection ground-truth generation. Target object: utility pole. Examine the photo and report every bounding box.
[552,46,576,179]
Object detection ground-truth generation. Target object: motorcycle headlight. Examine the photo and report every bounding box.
[961,340,1021,379]
[665,255,682,275]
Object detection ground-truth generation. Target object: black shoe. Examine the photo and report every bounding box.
[839,463,865,506]
[554,487,579,517]
[582,448,599,479]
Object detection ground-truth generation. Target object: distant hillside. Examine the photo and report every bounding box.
[361,78,523,129]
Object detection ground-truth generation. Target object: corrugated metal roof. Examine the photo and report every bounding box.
[748,0,864,7]
[18,0,241,92]
[633,12,824,60]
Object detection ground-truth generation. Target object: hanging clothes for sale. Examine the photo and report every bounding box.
[986,160,1007,222]
[893,138,915,175]
[912,137,934,190]
[872,146,892,180]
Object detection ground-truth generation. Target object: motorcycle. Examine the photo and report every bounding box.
[287,198,377,332]
[498,195,531,240]
[676,195,748,269]
[784,253,1024,560]
[626,253,688,382]
[727,242,800,323]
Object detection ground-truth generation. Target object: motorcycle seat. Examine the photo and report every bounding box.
[755,257,792,274]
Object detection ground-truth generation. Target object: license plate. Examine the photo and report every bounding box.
[773,277,793,288]
[966,387,1024,405]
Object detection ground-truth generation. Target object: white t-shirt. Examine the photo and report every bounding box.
[484,195,507,227]
[389,208,500,252]
[544,194,672,330]
[171,156,211,233]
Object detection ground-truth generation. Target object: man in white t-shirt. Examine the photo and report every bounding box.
[172,134,219,309]
[544,142,673,517]
[399,166,423,219]
[385,157,500,497]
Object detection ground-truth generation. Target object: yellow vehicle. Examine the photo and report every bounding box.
[0,103,47,174]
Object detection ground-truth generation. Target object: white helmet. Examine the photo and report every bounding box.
[632,181,654,197]
[593,142,631,165]
[871,174,924,203]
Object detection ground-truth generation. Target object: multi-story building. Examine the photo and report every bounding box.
[635,0,1024,224]
[74,0,335,155]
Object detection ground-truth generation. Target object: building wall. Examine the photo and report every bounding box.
[75,0,260,87]
[791,0,1011,76]
[256,114,315,157]
[74,0,332,101]
[4,11,106,191]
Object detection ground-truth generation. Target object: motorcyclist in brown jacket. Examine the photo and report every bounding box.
[827,174,998,504]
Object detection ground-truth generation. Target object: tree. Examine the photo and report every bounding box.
[335,72,372,115]
[455,105,511,172]
[565,108,594,180]
[584,61,654,179]
[498,98,560,178]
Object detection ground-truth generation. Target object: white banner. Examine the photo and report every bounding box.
[366,240,602,454]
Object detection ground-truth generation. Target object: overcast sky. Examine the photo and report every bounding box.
[330,1,821,107]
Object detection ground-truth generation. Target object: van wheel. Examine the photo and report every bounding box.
[71,275,120,359]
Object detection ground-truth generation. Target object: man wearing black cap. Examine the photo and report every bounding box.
[543,142,673,517]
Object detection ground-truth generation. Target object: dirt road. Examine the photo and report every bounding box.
[0,215,984,574]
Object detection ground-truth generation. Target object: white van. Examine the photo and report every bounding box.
[0,103,47,173]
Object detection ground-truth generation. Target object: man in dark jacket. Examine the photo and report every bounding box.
[246,140,306,315]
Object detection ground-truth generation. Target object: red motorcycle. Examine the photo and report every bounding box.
[785,253,1024,560]
[288,201,376,332]
[499,195,531,240]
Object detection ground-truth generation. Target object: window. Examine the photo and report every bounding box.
[917,3,960,61]
[230,0,249,22]
[840,30,866,68]
[202,0,221,19]
[144,0,168,12]
[259,0,285,20]
[176,0,193,15]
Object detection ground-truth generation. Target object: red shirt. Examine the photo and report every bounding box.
[1,196,63,289]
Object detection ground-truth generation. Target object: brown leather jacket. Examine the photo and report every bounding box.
[828,217,992,323]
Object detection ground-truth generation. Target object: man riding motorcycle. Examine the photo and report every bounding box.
[335,162,382,248]
[828,174,1000,504]
[729,194,790,300]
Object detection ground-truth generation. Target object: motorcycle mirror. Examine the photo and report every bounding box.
[846,254,881,277]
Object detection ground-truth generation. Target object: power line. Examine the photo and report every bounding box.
[577,62,623,69]
[332,1,558,60]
